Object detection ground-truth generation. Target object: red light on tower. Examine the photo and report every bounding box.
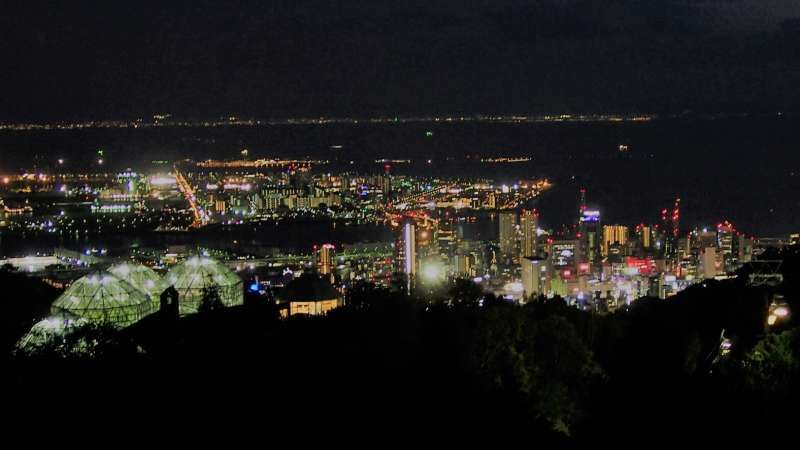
[579,188,587,213]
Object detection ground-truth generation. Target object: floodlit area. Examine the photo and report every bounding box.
[50,272,155,328]
[166,256,244,315]
[19,257,243,345]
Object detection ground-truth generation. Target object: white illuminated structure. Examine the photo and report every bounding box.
[165,256,244,315]
[51,272,154,327]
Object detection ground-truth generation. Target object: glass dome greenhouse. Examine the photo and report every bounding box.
[51,272,155,327]
[108,261,166,308]
[165,256,244,315]
[16,313,87,351]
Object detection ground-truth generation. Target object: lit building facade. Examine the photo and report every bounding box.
[521,256,548,300]
[579,210,601,266]
[519,209,539,257]
[318,243,335,275]
[396,221,418,289]
[702,247,718,279]
[278,273,342,317]
[602,225,628,257]
[498,211,518,258]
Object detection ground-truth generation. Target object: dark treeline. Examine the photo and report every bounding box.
[3,248,800,446]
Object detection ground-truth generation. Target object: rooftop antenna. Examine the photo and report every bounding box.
[579,188,587,214]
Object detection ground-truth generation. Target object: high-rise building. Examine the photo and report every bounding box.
[381,175,392,200]
[549,239,580,279]
[738,236,754,264]
[716,221,740,272]
[661,198,681,259]
[695,229,717,251]
[317,243,335,275]
[602,225,628,257]
[396,221,417,289]
[521,256,548,300]
[498,211,518,257]
[519,209,539,257]
[214,198,227,214]
[486,192,496,209]
[636,224,652,250]
[702,247,718,279]
[579,210,601,266]
[454,252,475,277]
[676,235,691,259]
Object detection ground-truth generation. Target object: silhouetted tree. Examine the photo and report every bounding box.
[736,329,799,399]
[198,286,224,313]
[1,268,60,355]
[449,278,483,308]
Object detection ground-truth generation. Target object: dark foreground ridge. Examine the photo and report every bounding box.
[3,248,800,446]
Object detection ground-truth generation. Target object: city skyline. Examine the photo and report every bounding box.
[3,2,799,444]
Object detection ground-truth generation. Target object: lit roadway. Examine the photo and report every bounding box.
[173,165,208,228]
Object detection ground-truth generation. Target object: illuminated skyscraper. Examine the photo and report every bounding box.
[396,221,418,289]
[602,225,628,257]
[717,221,742,272]
[454,252,475,277]
[702,246,718,279]
[636,224,652,250]
[499,211,518,257]
[579,210,601,266]
[549,239,580,279]
[661,198,681,259]
[519,209,539,257]
[521,256,548,300]
[317,244,335,275]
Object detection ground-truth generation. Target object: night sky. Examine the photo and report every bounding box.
[4,1,800,121]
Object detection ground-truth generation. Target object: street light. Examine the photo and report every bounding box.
[767,298,791,329]
[422,261,443,282]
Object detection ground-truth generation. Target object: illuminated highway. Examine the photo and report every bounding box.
[173,166,209,228]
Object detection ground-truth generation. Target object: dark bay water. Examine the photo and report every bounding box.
[2,116,799,237]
